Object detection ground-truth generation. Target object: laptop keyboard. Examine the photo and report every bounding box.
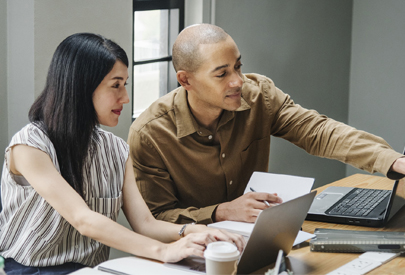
[326,188,391,217]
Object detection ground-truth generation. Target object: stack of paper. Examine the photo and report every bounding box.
[209,172,316,245]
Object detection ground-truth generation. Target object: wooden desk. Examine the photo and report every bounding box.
[255,174,405,275]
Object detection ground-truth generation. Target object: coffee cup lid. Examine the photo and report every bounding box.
[204,242,240,262]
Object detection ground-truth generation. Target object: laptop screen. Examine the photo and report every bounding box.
[386,177,405,221]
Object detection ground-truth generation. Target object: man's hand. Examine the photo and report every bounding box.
[214,192,283,223]
[391,157,405,175]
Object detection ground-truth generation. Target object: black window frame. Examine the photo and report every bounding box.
[132,0,185,120]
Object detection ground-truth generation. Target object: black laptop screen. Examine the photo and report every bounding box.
[386,178,405,221]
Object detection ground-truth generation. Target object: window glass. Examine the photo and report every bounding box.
[132,0,183,119]
[133,61,169,117]
[134,10,169,61]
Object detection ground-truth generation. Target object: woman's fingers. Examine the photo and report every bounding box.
[165,230,245,263]
[185,232,216,246]
[206,229,245,252]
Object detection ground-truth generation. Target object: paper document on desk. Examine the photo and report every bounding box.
[96,256,197,274]
[208,221,315,246]
[244,172,314,202]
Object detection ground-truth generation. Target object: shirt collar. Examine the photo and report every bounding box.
[174,85,251,138]
[174,87,199,138]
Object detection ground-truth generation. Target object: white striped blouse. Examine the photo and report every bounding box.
[0,123,129,267]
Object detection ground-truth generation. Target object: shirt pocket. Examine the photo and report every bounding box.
[88,192,123,221]
[240,136,271,184]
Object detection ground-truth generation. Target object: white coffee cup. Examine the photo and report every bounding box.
[204,241,240,275]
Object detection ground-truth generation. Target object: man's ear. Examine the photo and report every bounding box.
[177,70,192,90]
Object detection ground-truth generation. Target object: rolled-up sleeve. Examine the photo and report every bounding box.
[267,84,404,178]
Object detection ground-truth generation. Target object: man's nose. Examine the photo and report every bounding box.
[229,72,243,88]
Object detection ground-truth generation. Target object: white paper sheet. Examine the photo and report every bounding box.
[96,256,197,275]
[244,172,315,202]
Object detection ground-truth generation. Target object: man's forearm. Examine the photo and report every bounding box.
[154,204,219,225]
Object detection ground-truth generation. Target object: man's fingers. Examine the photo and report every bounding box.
[250,208,262,218]
[250,200,269,210]
[249,191,283,204]
[271,193,283,203]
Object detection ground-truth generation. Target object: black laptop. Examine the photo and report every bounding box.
[167,191,316,274]
[306,173,405,227]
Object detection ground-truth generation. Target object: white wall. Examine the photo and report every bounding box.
[347,0,405,177]
[215,0,353,188]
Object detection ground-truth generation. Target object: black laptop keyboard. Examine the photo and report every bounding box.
[326,188,391,217]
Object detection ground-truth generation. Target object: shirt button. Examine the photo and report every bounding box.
[222,153,226,158]
[208,135,213,140]
[199,131,203,135]
[229,180,233,185]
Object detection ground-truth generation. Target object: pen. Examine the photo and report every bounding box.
[98,266,131,275]
[250,187,271,206]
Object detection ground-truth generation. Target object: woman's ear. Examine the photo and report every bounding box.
[176,71,192,90]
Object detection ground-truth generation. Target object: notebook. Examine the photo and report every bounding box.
[306,174,405,227]
[166,191,316,275]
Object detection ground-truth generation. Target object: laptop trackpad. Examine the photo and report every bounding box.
[308,187,352,214]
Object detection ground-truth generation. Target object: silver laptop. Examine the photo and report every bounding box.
[306,175,405,227]
[168,191,316,274]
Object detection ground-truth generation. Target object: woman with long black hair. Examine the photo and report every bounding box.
[0,33,244,274]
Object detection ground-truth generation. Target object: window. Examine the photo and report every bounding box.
[132,0,185,119]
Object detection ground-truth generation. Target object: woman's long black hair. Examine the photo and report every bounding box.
[29,33,128,198]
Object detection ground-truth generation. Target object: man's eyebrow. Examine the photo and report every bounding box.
[211,55,242,73]
[211,64,229,73]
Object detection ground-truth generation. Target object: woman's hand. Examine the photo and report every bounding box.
[159,224,245,263]
[160,232,216,263]
[185,224,245,252]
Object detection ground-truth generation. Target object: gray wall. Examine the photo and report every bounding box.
[0,0,8,156]
[33,0,133,140]
[4,0,133,143]
[6,0,35,147]
[215,0,353,188]
[347,0,405,177]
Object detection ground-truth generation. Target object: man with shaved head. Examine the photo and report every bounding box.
[172,24,229,72]
[128,24,405,225]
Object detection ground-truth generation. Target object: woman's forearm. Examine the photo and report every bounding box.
[76,208,169,262]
